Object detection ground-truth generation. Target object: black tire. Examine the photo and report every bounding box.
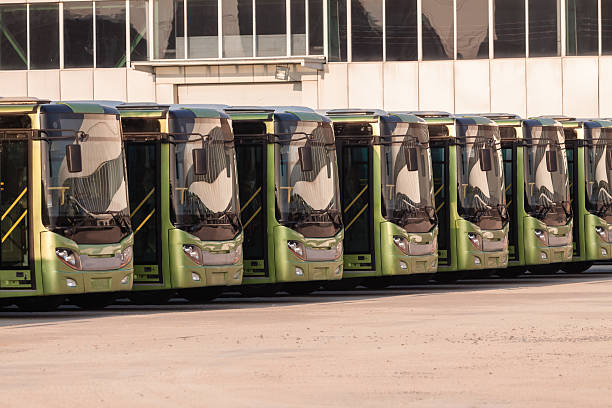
[432,272,462,284]
[16,296,65,312]
[496,267,526,279]
[179,287,224,303]
[71,293,116,310]
[283,282,322,296]
[528,264,562,275]
[129,291,174,305]
[561,261,594,274]
[361,277,392,290]
[321,278,362,291]
[238,284,280,297]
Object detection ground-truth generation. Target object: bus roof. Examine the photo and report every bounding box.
[325,109,425,124]
[118,103,229,120]
[225,106,329,122]
[44,102,120,115]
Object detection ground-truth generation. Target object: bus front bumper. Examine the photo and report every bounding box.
[523,218,573,265]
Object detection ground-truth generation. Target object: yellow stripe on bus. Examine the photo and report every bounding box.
[505,183,512,193]
[345,203,368,232]
[131,188,155,217]
[2,209,27,243]
[436,202,445,213]
[134,209,155,234]
[344,185,368,213]
[243,206,262,229]
[240,186,262,213]
[1,187,27,221]
[434,184,443,197]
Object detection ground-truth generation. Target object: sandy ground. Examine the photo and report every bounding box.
[2,271,612,407]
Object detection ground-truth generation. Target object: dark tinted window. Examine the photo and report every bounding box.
[385,0,417,61]
[130,0,149,61]
[0,5,27,70]
[309,0,324,55]
[351,0,383,61]
[457,0,488,59]
[422,0,454,60]
[328,0,347,61]
[96,1,126,67]
[494,0,525,58]
[64,2,94,68]
[291,0,307,55]
[566,0,598,56]
[529,0,560,57]
[256,0,286,56]
[604,1,612,55]
[188,0,218,58]
[154,0,183,59]
[30,3,60,69]
[222,0,253,57]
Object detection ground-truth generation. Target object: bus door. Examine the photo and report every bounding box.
[334,126,374,272]
[564,134,580,257]
[0,131,31,289]
[429,128,450,266]
[125,138,161,283]
[501,138,518,262]
[234,122,267,277]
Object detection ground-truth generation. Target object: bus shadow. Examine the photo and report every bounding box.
[1,269,612,325]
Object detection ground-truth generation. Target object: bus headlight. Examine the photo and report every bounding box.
[119,246,133,268]
[393,236,410,255]
[467,232,482,250]
[595,226,608,242]
[56,248,82,270]
[183,244,204,265]
[534,229,547,244]
[287,240,306,260]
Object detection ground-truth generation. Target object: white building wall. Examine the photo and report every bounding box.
[0,57,607,118]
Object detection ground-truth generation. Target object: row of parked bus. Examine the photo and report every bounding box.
[0,98,610,310]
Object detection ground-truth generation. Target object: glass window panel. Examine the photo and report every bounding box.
[385,0,416,61]
[328,0,347,61]
[96,1,126,68]
[351,0,382,61]
[456,0,488,59]
[0,5,27,70]
[30,3,60,69]
[154,0,184,59]
[256,0,286,56]
[223,0,253,58]
[493,0,525,58]
[422,0,454,60]
[604,1,612,55]
[130,0,149,61]
[529,0,560,57]
[309,0,324,55]
[64,2,94,68]
[188,0,218,58]
[291,0,306,55]
[566,0,598,56]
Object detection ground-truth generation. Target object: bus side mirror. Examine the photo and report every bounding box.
[405,147,418,171]
[193,147,208,175]
[479,148,493,171]
[66,144,82,173]
[546,150,558,172]
[299,146,313,172]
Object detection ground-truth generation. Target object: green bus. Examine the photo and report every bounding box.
[0,98,133,310]
[226,107,343,295]
[118,104,243,303]
[483,115,573,276]
[408,112,509,282]
[323,110,438,288]
[557,118,612,272]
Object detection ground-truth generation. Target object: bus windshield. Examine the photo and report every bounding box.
[380,120,436,233]
[169,117,241,241]
[585,127,612,222]
[275,120,342,238]
[524,125,570,226]
[457,124,507,230]
[41,113,131,244]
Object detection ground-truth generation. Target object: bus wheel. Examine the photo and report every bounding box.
[496,267,525,279]
[238,284,280,297]
[71,293,116,310]
[17,296,65,312]
[361,277,393,290]
[528,264,561,275]
[129,291,174,305]
[561,262,594,274]
[321,279,362,291]
[283,282,321,296]
[179,287,224,303]
[432,272,461,284]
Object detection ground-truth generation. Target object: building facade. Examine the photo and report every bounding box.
[0,0,611,117]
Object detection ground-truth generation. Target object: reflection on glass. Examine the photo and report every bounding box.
[385,0,417,61]
[529,0,560,57]
[291,0,307,55]
[493,0,525,58]
[64,2,93,68]
[457,0,488,59]
[188,0,218,58]
[130,0,149,61]
[309,0,324,55]
[0,5,27,70]
[328,0,347,61]
[585,127,612,221]
[256,0,286,56]
[604,2,612,55]
[30,4,60,69]
[566,0,598,56]
[96,1,126,67]
[422,0,454,60]
[351,0,383,61]
[223,0,253,58]
[154,0,183,59]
